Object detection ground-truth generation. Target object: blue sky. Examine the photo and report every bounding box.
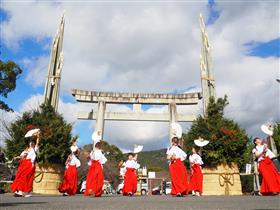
[1,1,279,150]
[3,0,278,111]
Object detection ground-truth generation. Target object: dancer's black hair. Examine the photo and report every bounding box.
[253,137,260,147]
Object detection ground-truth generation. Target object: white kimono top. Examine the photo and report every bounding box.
[166,145,187,161]
[26,146,39,164]
[189,153,203,165]
[124,159,140,169]
[252,145,276,162]
[88,149,107,165]
[67,155,81,168]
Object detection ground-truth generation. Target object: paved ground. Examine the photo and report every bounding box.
[0,194,279,210]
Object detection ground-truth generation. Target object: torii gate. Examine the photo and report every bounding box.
[72,90,202,142]
[71,14,216,144]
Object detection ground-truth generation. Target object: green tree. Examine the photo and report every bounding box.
[102,141,125,162]
[184,96,249,168]
[272,122,280,154]
[5,103,73,165]
[0,60,23,112]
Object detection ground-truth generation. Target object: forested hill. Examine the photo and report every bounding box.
[137,149,169,172]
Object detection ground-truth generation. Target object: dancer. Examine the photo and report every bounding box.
[10,130,40,197]
[59,146,81,196]
[252,137,280,195]
[189,147,203,196]
[84,142,107,197]
[70,138,80,156]
[122,153,140,196]
[167,137,188,197]
[118,160,126,178]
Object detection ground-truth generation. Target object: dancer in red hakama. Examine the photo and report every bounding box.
[10,130,40,197]
[118,160,127,178]
[167,137,188,197]
[84,142,107,197]
[253,137,280,195]
[122,153,140,196]
[189,147,203,196]
[59,144,81,196]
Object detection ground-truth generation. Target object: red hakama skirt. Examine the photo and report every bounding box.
[10,159,35,193]
[258,157,280,195]
[189,164,203,193]
[84,160,104,197]
[123,168,137,196]
[58,165,78,195]
[169,158,188,195]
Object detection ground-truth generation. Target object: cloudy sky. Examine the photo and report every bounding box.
[1,0,279,152]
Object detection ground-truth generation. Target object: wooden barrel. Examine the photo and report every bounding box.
[33,164,64,195]
[202,163,242,195]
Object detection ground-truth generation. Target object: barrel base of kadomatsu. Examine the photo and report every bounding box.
[33,163,65,195]
[202,163,242,195]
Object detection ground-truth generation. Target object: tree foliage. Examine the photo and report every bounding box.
[5,103,73,165]
[0,60,23,112]
[273,122,280,154]
[184,96,249,168]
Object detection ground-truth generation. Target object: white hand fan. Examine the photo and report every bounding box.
[194,137,209,147]
[261,124,273,136]
[134,145,143,153]
[92,131,102,142]
[171,122,182,138]
[24,128,40,138]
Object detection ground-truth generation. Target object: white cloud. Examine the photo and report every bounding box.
[18,93,94,124]
[58,98,96,123]
[23,56,49,87]
[1,1,279,150]
[1,1,62,50]
[19,94,44,112]
[0,110,20,148]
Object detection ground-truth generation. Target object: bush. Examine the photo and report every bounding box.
[0,183,12,194]
[240,175,254,194]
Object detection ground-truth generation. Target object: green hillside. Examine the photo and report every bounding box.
[137,149,169,172]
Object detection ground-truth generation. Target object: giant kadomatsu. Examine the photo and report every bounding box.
[5,103,73,165]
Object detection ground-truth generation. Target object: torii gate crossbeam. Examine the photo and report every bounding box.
[72,89,202,143]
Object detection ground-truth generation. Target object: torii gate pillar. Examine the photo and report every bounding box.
[169,102,178,143]
[94,101,106,142]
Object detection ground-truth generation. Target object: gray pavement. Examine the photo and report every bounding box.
[0,194,279,210]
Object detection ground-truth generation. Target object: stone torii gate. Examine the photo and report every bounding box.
[72,90,202,142]
[71,14,215,144]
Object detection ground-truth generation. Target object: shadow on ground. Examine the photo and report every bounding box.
[0,202,47,207]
